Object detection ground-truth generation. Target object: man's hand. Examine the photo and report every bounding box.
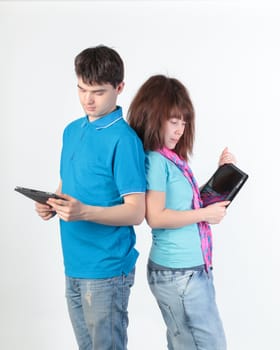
[35,202,56,220]
[47,194,85,222]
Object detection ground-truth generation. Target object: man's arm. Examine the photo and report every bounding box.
[47,192,145,226]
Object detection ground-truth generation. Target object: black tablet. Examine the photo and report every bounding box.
[200,163,248,207]
[15,186,64,204]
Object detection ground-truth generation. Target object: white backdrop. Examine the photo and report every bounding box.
[1,1,280,349]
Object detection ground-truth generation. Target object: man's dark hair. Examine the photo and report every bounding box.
[74,45,124,88]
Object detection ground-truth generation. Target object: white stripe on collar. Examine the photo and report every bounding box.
[95,116,123,130]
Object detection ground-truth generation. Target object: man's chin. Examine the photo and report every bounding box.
[86,110,97,117]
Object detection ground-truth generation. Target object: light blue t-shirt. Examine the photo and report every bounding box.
[59,107,146,278]
[145,151,204,268]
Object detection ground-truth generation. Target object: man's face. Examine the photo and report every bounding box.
[77,77,124,122]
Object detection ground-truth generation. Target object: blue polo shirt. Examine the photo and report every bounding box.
[59,106,146,278]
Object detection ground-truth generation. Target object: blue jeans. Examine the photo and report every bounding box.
[65,269,135,350]
[147,265,227,350]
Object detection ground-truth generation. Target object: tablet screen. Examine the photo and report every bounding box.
[200,163,248,207]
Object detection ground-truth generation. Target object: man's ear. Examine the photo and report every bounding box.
[116,81,125,94]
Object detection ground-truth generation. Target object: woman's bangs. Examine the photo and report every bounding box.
[169,106,188,122]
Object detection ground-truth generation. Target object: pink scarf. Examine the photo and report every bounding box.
[157,147,212,271]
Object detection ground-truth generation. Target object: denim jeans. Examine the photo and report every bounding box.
[147,265,227,350]
[65,269,135,350]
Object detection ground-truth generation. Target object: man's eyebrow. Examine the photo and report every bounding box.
[77,84,106,92]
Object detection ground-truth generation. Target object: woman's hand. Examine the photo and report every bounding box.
[202,201,230,224]
[218,147,236,166]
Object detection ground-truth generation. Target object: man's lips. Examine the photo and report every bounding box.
[86,106,96,111]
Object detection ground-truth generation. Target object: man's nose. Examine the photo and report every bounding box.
[85,92,94,104]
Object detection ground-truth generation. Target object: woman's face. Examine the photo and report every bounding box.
[163,118,186,149]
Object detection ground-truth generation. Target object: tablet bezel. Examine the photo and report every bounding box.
[200,163,248,207]
[15,186,64,204]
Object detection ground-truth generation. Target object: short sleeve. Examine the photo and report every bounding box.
[145,152,167,192]
[113,133,146,196]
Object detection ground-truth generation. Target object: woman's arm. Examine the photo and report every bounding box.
[145,190,229,229]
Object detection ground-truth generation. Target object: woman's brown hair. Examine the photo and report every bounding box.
[127,75,195,161]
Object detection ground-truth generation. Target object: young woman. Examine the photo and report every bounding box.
[128,75,235,350]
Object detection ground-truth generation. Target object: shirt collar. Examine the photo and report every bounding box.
[82,106,123,130]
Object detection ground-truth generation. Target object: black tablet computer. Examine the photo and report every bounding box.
[15,186,64,204]
[200,163,248,207]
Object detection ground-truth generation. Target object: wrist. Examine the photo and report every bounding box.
[82,204,100,222]
[197,207,206,222]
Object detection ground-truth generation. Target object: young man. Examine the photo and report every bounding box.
[35,45,146,350]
